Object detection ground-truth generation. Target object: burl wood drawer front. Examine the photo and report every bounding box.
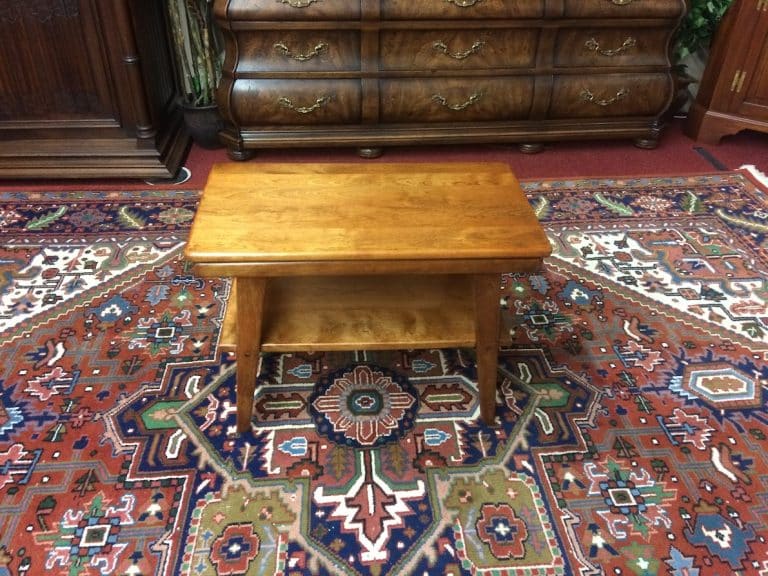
[233,31,361,73]
[380,30,539,71]
[225,0,360,20]
[563,0,683,19]
[229,80,362,125]
[381,0,544,19]
[555,28,672,68]
[549,73,671,118]
[380,78,535,122]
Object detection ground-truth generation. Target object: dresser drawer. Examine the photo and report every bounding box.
[380,29,538,71]
[215,0,683,152]
[549,73,672,118]
[225,0,360,20]
[381,0,544,19]
[230,80,362,125]
[555,28,672,68]
[380,78,535,122]
[233,31,361,73]
[562,0,684,19]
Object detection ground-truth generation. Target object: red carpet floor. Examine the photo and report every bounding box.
[0,118,766,191]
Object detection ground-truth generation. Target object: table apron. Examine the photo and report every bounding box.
[191,258,545,277]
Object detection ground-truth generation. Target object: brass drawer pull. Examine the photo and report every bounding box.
[580,87,629,106]
[433,40,486,60]
[609,0,633,4]
[273,42,328,62]
[278,95,333,114]
[444,0,484,7]
[276,0,320,7]
[431,92,483,111]
[584,37,636,56]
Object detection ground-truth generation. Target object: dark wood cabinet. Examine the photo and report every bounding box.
[0,0,189,179]
[214,0,686,159]
[685,0,768,144]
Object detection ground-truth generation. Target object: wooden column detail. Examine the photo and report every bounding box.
[114,0,156,139]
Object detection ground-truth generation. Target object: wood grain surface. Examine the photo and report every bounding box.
[185,161,552,429]
[185,162,551,266]
[219,275,478,352]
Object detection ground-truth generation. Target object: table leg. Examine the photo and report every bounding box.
[473,273,501,425]
[235,277,267,433]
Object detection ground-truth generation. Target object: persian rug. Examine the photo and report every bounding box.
[0,171,767,576]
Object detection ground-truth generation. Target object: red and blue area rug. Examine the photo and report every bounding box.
[0,171,767,575]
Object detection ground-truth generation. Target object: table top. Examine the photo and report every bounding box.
[185,162,551,266]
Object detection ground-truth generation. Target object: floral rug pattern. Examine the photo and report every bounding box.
[0,172,766,575]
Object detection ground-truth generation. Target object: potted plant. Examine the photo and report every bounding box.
[669,0,733,115]
[674,0,733,61]
[166,0,224,149]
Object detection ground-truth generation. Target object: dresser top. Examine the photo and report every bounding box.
[218,0,685,21]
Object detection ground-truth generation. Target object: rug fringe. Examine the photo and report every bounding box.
[739,164,768,189]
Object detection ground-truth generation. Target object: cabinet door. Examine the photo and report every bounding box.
[730,10,768,122]
[0,0,188,179]
[0,1,121,133]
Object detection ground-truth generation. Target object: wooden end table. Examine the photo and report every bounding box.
[184,162,551,433]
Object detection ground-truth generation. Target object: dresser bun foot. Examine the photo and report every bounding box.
[227,146,256,161]
[633,136,659,150]
[358,147,384,159]
[519,143,545,154]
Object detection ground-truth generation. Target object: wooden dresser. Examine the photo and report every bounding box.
[214,0,687,159]
[685,0,768,145]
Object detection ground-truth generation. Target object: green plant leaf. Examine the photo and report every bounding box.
[166,0,222,105]
[673,0,734,61]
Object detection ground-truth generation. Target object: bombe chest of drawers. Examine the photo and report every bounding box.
[214,0,686,159]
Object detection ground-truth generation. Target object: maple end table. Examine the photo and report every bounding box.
[184,162,551,433]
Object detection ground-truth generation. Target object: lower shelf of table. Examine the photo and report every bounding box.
[219,274,479,353]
